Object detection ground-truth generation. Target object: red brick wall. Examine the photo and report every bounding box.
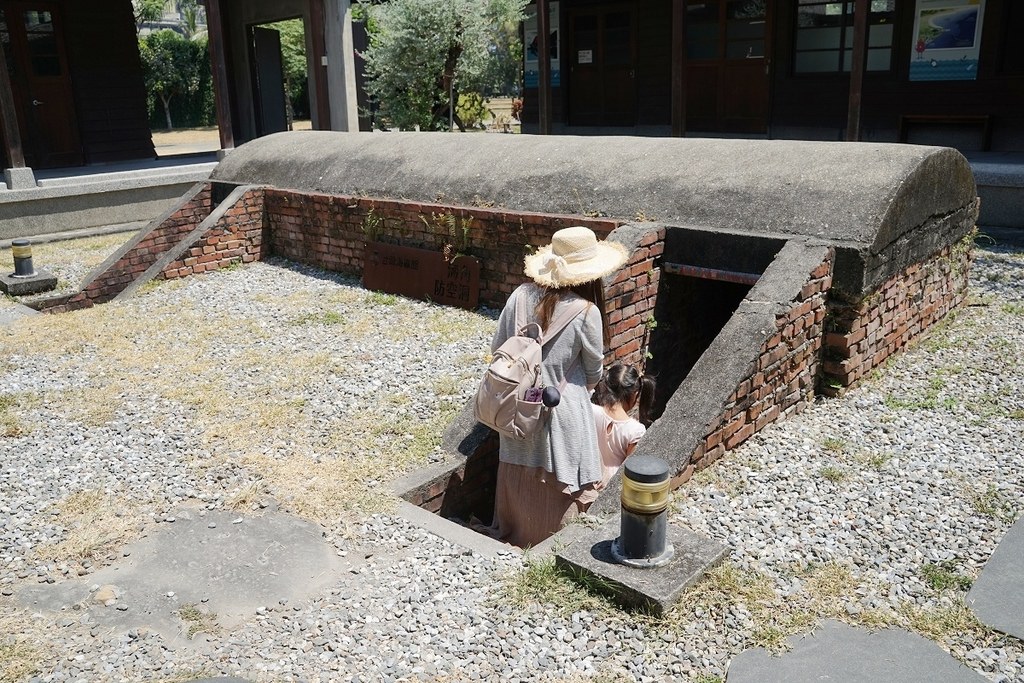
[35,185,214,312]
[161,188,266,279]
[672,251,834,486]
[605,227,665,368]
[822,239,972,389]
[264,189,621,308]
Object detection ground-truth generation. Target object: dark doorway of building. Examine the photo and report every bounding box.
[684,0,771,134]
[0,2,82,168]
[567,4,636,126]
[249,17,310,138]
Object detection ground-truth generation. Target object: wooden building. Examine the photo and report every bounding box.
[523,0,1024,152]
[0,0,358,188]
[0,1,154,170]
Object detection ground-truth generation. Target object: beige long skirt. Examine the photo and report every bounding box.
[489,461,597,549]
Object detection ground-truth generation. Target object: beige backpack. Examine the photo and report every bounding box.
[474,293,587,440]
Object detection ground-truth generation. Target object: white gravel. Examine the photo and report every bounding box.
[1,240,1023,683]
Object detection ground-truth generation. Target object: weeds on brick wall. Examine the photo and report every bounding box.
[947,228,977,280]
[422,211,473,256]
[362,207,384,241]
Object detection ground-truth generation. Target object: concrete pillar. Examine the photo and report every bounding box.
[325,0,360,132]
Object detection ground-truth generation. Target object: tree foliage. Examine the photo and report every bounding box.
[362,0,526,131]
[133,0,166,33]
[139,29,210,129]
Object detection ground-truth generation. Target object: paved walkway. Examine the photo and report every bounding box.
[968,516,1024,641]
[728,620,989,683]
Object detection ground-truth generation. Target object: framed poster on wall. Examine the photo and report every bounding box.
[524,2,560,88]
[909,0,985,81]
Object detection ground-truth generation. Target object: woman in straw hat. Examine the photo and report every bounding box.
[488,226,628,547]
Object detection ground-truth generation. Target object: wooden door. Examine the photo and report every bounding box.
[568,5,636,127]
[684,0,771,134]
[0,2,81,167]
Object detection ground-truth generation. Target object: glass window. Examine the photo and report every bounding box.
[794,0,896,73]
[686,1,720,60]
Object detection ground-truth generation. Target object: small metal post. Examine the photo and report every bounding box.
[11,239,36,278]
[611,455,675,568]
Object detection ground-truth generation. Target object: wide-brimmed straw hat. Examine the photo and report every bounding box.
[524,226,628,288]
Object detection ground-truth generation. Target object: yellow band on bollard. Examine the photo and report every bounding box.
[11,244,32,258]
[621,477,670,515]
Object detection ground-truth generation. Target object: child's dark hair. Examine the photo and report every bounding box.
[592,362,657,427]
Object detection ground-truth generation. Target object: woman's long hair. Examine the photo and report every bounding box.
[534,279,609,348]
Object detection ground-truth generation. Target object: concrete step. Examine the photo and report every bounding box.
[967,153,1024,229]
[0,156,216,242]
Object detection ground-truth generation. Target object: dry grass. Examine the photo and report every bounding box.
[33,489,139,565]
[27,232,130,268]
[177,603,219,639]
[0,392,39,437]
[1,266,493,530]
[656,561,881,652]
[0,605,47,683]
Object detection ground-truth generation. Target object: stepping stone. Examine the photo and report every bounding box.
[16,507,358,645]
[968,516,1024,640]
[0,302,39,327]
[727,620,987,683]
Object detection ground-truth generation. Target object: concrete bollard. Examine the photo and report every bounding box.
[610,455,675,568]
[11,239,36,278]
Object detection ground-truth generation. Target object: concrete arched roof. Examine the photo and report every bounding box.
[212,131,978,293]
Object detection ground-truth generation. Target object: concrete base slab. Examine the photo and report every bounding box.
[727,620,988,683]
[0,302,39,327]
[0,268,57,295]
[3,166,36,190]
[968,516,1024,640]
[16,507,355,647]
[554,518,729,615]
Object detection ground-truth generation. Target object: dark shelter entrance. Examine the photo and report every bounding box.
[646,227,785,418]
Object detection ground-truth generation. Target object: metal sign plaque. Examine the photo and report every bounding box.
[363,242,480,310]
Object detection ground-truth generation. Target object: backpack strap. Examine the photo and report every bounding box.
[539,298,589,345]
[541,298,590,393]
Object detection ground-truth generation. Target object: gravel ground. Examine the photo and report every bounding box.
[1,235,1022,683]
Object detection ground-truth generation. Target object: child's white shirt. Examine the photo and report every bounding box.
[592,404,647,485]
